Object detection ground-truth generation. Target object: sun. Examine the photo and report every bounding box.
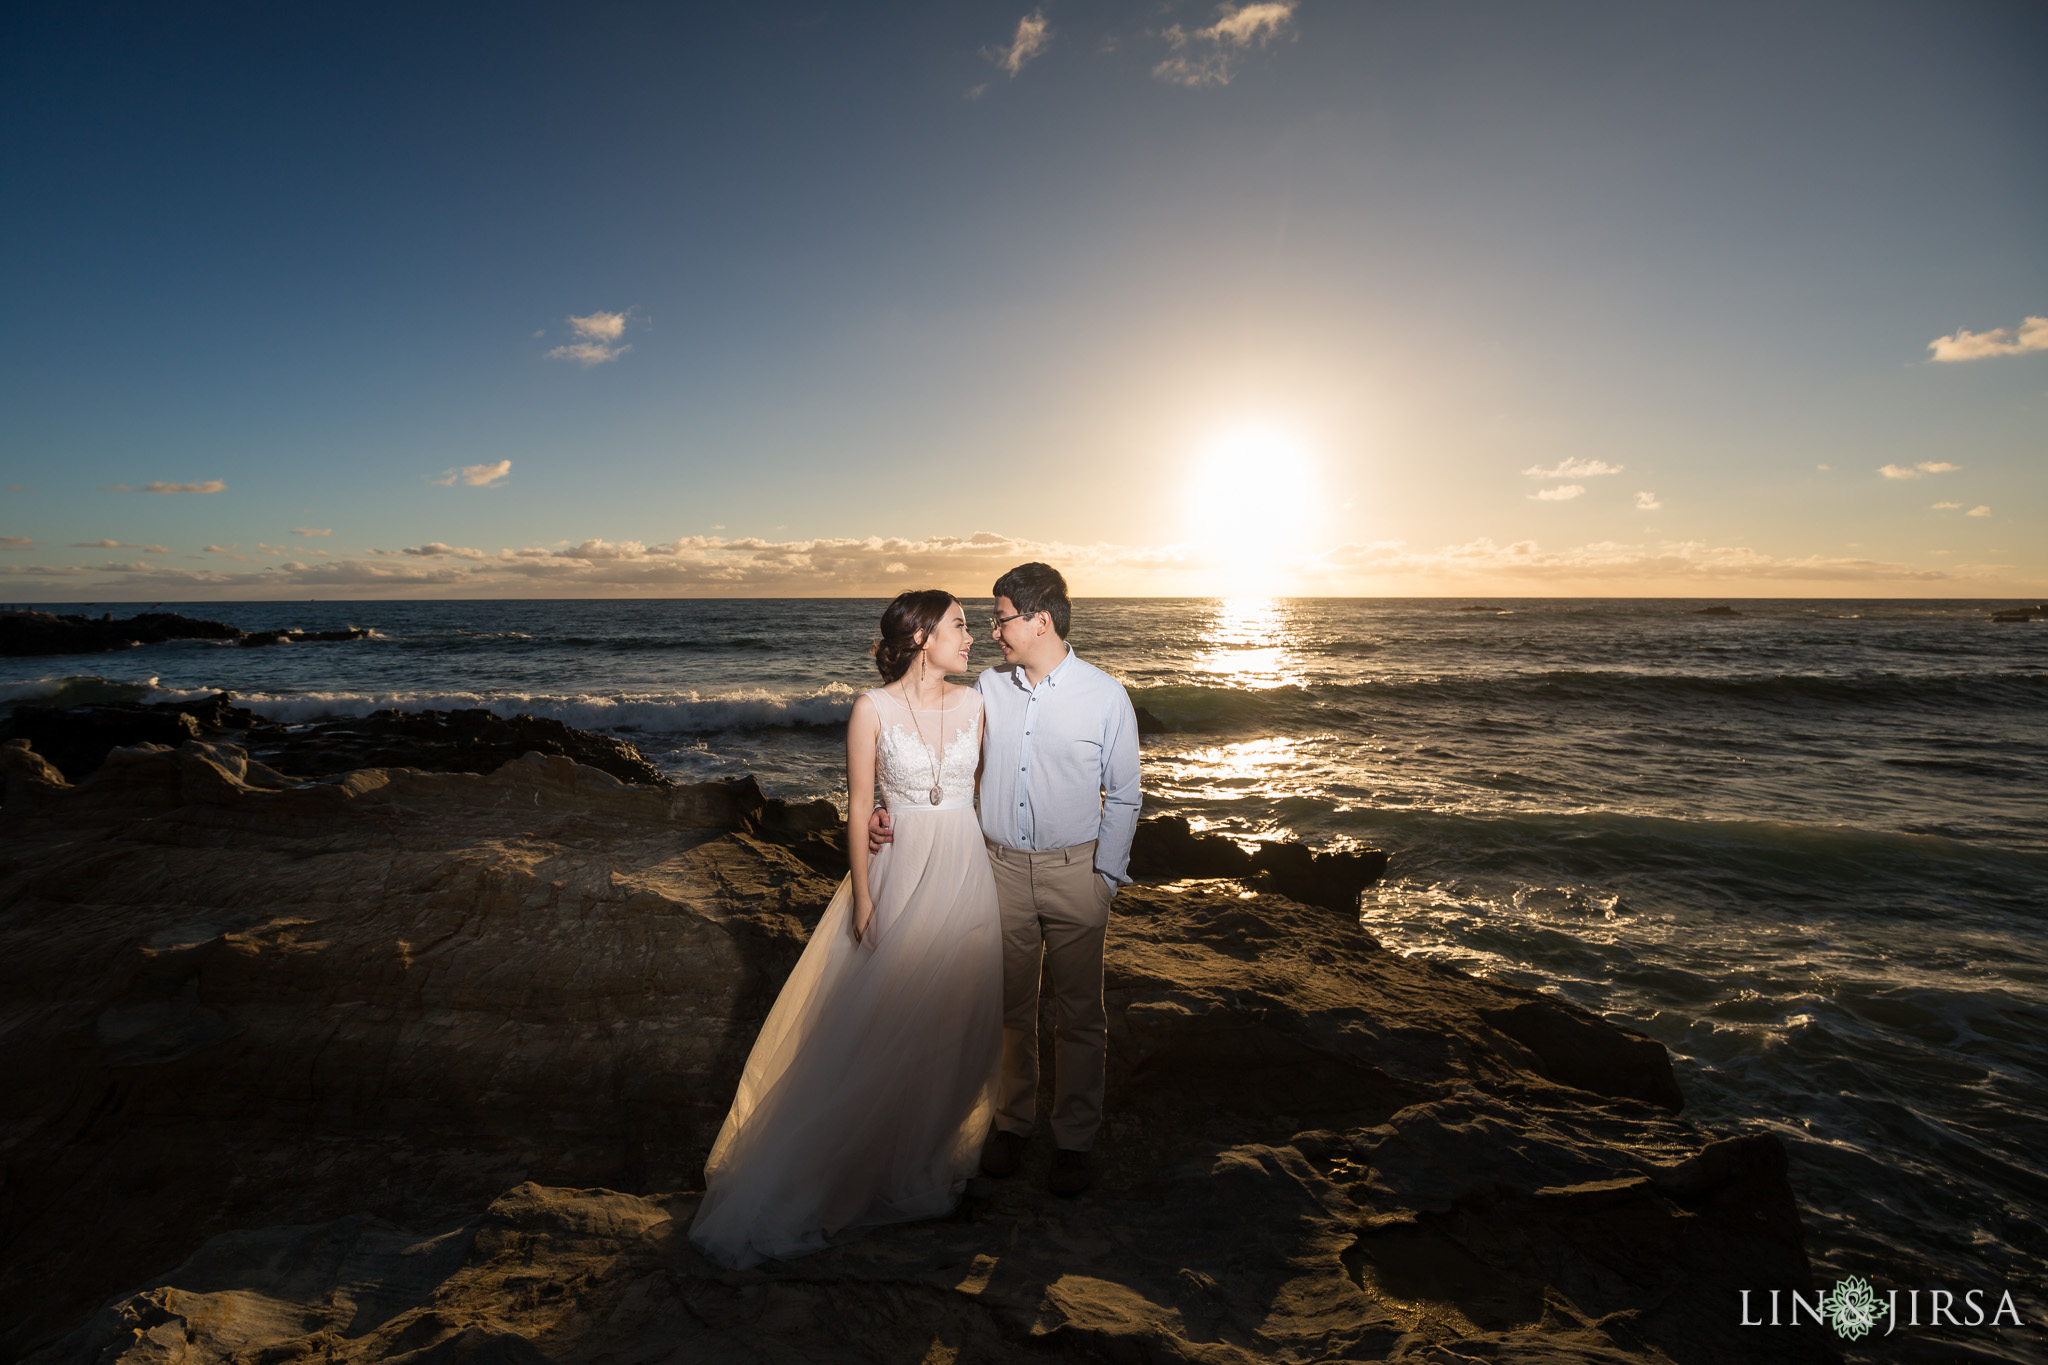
[1186,424,1316,594]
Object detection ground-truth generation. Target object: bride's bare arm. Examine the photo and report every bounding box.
[845,694,882,939]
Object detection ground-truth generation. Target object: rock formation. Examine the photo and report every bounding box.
[1,694,665,788]
[1,739,1836,1363]
[0,609,370,657]
[1131,815,1391,913]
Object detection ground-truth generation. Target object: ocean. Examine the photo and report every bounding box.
[6,595,2045,1355]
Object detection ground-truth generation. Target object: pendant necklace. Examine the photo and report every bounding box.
[898,666,946,806]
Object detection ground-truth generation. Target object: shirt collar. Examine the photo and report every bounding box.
[1006,644,1076,692]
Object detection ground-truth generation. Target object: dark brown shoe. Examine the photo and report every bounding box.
[1048,1147,1092,1196]
[980,1128,1025,1178]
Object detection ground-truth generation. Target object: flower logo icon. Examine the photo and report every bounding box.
[1821,1275,1881,1341]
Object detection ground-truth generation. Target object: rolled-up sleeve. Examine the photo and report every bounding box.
[1095,688,1141,885]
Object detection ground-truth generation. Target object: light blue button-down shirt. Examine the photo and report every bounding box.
[975,646,1142,886]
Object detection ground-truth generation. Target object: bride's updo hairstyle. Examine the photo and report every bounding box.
[872,589,958,683]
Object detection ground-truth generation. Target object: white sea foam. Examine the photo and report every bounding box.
[214,684,861,733]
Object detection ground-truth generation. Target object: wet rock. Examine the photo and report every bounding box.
[722,772,848,879]
[251,707,666,787]
[0,609,368,657]
[2,744,1832,1364]
[1694,606,1740,616]
[0,705,206,780]
[1127,814,1254,879]
[0,695,669,791]
[1128,816,1389,911]
[1248,837,1392,913]
[237,626,373,647]
[1480,1000,1685,1113]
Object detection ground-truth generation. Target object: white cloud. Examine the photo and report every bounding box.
[1879,461,1962,480]
[989,10,1050,76]
[429,460,513,488]
[1154,1,1296,87]
[545,310,634,366]
[22,523,2034,600]
[201,543,239,553]
[1634,491,1662,511]
[104,479,227,494]
[1817,464,1832,471]
[569,311,626,342]
[1530,484,1585,501]
[1931,501,1962,510]
[1312,538,1954,583]
[1523,458,1623,478]
[0,535,32,548]
[396,542,489,560]
[545,342,628,367]
[294,526,331,537]
[72,539,141,548]
[1927,315,2048,362]
[1967,505,1992,518]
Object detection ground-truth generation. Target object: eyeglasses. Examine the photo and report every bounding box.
[988,611,1034,631]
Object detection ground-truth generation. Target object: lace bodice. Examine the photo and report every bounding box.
[869,687,980,811]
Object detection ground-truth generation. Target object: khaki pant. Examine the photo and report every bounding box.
[986,839,1113,1152]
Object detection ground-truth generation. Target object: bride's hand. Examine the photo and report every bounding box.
[852,893,875,941]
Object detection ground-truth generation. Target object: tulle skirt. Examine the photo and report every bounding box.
[689,803,1003,1268]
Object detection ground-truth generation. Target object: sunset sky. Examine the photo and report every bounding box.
[2,1,2043,599]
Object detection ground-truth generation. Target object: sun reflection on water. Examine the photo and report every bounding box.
[1191,597,1304,690]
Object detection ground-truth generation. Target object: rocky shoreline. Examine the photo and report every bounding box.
[0,724,1837,1363]
[0,609,373,658]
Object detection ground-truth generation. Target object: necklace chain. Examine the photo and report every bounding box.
[894,668,946,806]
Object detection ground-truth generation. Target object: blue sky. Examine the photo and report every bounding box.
[2,0,2043,598]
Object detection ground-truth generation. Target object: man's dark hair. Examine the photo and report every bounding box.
[992,562,1070,639]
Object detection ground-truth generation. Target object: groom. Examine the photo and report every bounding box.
[871,562,1141,1195]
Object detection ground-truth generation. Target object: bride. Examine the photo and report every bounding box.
[688,589,1003,1268]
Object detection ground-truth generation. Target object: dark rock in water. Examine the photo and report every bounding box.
[0,705,207,780]
[1129,815,1388,911]
[0,609,368,657]
[0,742,1831,1364]
[255,707,664,787]
[1694,605,1740,616]
[1990,609,2035,623]
[237,626,373,647]
[1248,837,1392,912]
[1132,704,1167,734]
[1482,999,1685,1113]
[1,609,242,656]
[1128,814,1254,878]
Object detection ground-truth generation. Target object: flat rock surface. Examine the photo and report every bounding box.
[0,740,1837,1364]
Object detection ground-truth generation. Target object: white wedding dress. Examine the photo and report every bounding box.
[689,687,1003,1269]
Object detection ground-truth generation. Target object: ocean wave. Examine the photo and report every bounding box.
[1128,670,2048,733]
[555,635,781,652]
[0,674,166,708]
[220,686,860,734]
[1334,805,2048,905]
